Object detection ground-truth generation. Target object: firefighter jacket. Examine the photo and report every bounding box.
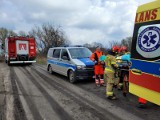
[104,55,117,73]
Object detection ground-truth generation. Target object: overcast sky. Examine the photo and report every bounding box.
[0,0,154,46]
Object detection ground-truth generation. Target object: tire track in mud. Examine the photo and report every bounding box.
[30,66,121,120]
[19,67,74,120]
[10,67,43,120]
[10,67,28,120]
[0,63,7,120]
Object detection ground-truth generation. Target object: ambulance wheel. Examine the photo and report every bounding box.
[48,65,53,74]
[69,70,76,83]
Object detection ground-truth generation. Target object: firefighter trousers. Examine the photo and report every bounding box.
[104,71,115,97]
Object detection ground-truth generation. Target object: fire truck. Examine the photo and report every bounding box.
[5,36,36,65]
[129,0,160,106]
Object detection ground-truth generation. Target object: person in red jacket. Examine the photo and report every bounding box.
[90,46,104,86]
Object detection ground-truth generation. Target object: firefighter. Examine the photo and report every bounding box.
[121,46,129,96]
[112,46,120,56]
[90,46,104,86]
[111,46,121,89]
[120,46,128,55]
[117,46,128,91]
[104,48,118,100]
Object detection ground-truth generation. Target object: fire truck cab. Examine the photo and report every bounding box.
[5,36,36,65]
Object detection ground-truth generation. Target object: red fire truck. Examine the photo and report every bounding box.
[5,36,36,65]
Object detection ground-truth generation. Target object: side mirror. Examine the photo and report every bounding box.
[62,56,69,60]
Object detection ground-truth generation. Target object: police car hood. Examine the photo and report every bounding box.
[72,58,94,66]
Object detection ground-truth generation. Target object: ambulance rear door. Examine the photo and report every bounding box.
[129,1,160,106]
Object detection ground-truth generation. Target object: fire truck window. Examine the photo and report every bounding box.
[53,49,61,58]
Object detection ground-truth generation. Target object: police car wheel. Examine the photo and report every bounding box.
[49,65,53,74]
[69,70,76,83]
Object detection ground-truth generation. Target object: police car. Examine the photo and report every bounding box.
[47,46,94,83]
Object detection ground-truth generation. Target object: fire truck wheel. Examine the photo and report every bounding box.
[7,60,10,66]
[69,70,76,83]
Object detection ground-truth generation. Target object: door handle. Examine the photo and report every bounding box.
[131,68,142,75]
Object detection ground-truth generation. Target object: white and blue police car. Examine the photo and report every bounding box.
[47,46,94,83]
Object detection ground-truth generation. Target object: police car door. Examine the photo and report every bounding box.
[59,49,70,76]
[52,49,61,73]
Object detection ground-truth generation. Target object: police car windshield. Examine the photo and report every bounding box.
[69,48,92,59]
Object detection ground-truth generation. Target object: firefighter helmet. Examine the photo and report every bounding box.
[120,46,127,52]
[112,46,120,53]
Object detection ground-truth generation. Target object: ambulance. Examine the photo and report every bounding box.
[5,36,36,65]
[129,0,160,106]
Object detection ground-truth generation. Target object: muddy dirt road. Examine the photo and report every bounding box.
[0,63,159,120]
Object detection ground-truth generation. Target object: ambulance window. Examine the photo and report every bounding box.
[136,24,160,59]
[53,49,61,58]
[131,23,160,61]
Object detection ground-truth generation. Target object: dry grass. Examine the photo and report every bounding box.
[36,54,47,65]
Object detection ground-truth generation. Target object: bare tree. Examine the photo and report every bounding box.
[83,43,92,48]
[19,30,27,36]
[29,23,70,55]
[121,37,132,51]
[83,37,132,53]
[0,28,17,45]
[83,42,108,53]
[91,42,103,48]
[0,28,8,45]
[108,40,121,49]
